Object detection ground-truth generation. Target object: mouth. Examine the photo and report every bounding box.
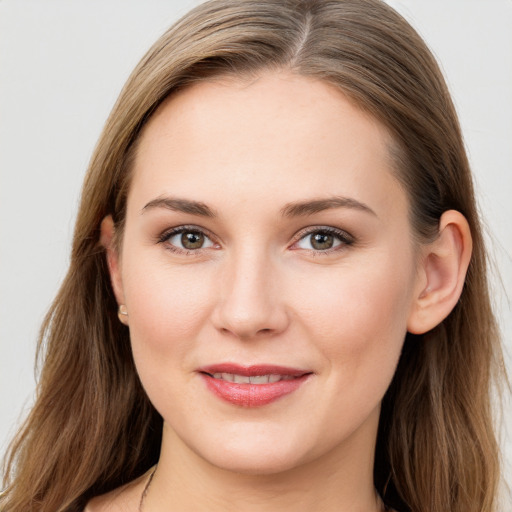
[197,364,312,407]
[207,373,297,384]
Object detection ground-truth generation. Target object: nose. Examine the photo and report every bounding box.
[212,248,290,340]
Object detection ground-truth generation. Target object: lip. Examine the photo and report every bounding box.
[198,363,312,407]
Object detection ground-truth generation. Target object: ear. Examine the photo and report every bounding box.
[100,216,127,324]
[407,210,472,334]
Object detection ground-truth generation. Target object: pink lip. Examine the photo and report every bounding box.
[198,363,312,407]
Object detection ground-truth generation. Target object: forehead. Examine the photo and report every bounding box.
[128,71,407,221]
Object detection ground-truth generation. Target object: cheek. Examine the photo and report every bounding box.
[121,252,215,360]
[293,251,415,378]
[120,253,218,415]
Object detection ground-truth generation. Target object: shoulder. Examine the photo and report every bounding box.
[83,469,151,512]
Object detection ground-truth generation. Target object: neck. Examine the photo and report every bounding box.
[145,418,383,512]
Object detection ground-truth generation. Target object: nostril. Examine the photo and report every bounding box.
[212,295,290,340]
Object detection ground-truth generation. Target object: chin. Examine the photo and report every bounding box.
[184,424,318,476]
[205,445,307,476]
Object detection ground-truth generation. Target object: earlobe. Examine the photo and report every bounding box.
[407,210,472,334]
[100,216,126,319]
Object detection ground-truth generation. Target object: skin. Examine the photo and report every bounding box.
[90,71,472,511]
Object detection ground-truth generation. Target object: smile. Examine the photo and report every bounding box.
[198,364,312,407]
[209,373,296,384]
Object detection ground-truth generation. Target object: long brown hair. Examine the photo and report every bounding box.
[2,1,505,510]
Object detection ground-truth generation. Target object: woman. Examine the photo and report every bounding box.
[1,0,507,511]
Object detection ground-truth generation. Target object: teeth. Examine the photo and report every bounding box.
[250,375,270,384]
[210,373,296,384]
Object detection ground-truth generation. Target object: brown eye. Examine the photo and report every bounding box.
[310,232,334,250]
[162,228,215,252]
[295,228,352,252]
[181,232,204,249]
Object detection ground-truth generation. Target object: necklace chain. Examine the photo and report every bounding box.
[138,466,157,512]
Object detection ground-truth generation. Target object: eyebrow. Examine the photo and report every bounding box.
[280,196,377,217]
[141,197,217,217]
[141,195,376,218]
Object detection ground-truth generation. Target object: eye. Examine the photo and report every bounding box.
[160,227,216,252]
[294,227,353,252]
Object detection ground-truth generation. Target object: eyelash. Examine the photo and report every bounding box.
[157,225,218,256]
[157,225,355,255]
[291,226,355,254]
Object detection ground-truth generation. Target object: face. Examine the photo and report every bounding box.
[110,71,424,475]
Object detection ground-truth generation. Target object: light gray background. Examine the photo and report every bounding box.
[1,0,511,501]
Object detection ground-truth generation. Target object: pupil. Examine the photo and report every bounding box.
[311,232,333,250]
[181,232,204,249]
